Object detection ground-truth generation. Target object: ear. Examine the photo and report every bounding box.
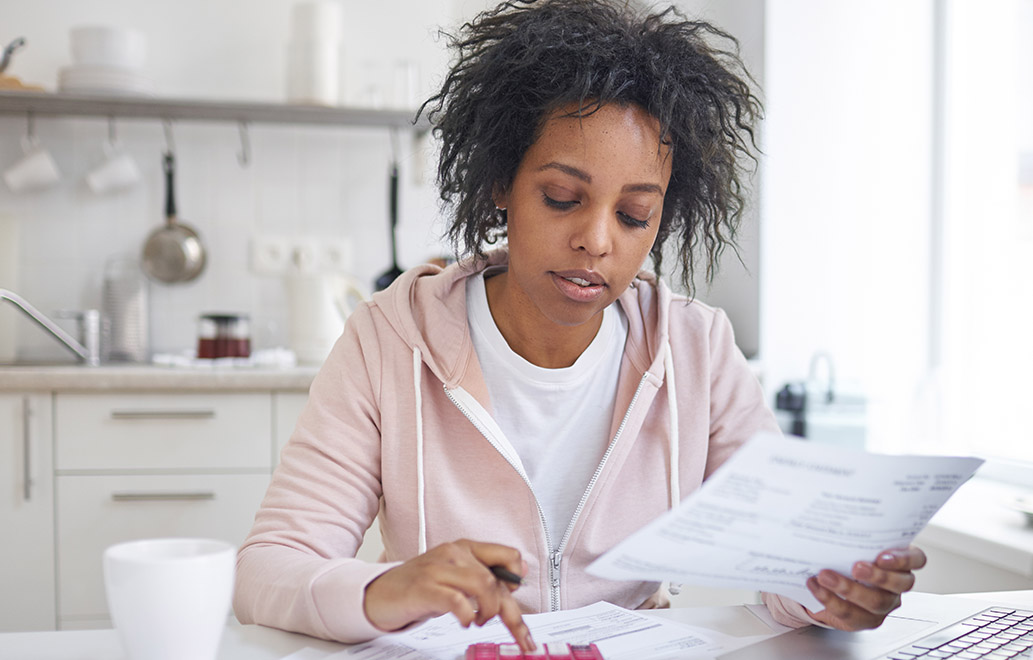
[492,184,509,212]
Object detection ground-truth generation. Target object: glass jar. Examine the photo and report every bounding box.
[197,313,250,359]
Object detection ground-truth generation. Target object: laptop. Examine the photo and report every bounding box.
[718,591,1033,659]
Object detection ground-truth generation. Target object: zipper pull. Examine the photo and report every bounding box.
[550,552,562,588]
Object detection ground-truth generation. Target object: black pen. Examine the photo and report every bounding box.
[490,565,523,586]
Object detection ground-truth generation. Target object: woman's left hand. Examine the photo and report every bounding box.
[805,545,928,631]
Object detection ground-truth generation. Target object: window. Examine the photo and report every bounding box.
[930,0,1033,476]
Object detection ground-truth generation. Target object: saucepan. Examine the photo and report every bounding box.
[141,152,206,283]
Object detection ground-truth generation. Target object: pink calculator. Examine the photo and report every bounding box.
[465,642,605,659]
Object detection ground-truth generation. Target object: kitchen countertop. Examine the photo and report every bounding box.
[0,363,320,392]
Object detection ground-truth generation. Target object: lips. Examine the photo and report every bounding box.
[552,269,605,287]
[550,269,607,303]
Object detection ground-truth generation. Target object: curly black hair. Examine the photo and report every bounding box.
[417,0,762,292]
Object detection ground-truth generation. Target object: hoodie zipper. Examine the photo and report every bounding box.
[550,373,649,610]
[444,373,650,611]
[443,386,558,605]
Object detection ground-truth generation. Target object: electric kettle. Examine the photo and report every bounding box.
[286,273,365,364]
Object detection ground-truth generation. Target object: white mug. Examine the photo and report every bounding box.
[103,537,235,660]
[3,137,61,193]
[86,139,140,193]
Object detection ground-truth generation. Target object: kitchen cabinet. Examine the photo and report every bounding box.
[0,393,56,632]
[52,392,274,629]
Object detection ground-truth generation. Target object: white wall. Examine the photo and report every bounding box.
[760,0,934,449]
[2,0,769,362]
[676,0,765,360]
[1,0,467,359]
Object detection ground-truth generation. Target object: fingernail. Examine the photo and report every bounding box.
[879,552,896,563]
[854,562,873,580]
[817,572,839,590]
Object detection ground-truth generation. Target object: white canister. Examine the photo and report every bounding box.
[286,40,341,105]
[290,0,342,44]
[285,0,342,105]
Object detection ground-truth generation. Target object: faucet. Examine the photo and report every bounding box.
[0,289,100,366]
[808,351,836,404]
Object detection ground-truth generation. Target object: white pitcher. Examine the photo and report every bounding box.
[286,273,366,365]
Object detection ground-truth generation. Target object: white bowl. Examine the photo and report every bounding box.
[70,26,146,69]
[58,65,155,96]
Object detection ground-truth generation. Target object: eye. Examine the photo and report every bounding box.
[618,211,650,229]
[542,193,578,210]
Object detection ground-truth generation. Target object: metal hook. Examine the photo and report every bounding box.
[237,121,251,167]
[162,119,175,156]
[107,116,118,144]
[389,128,400,168]
[21,111,39,151]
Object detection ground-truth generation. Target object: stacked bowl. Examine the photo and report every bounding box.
[59,26,154,96]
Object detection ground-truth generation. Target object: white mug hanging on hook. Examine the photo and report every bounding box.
[3,120,61,193]
[86,120,140,194]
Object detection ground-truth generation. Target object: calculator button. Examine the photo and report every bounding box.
[545,642,573,658]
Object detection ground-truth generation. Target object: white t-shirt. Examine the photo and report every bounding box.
[466,270,628,551]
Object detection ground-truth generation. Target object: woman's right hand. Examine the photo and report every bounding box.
[363,539,535,652]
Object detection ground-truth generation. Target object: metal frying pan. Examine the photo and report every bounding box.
[142,152,206,283]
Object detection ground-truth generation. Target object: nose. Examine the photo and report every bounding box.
[569,205,613,257]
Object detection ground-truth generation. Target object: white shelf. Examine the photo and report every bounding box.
[0,90,429,131]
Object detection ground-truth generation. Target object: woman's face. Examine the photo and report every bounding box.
[495,102,671,332]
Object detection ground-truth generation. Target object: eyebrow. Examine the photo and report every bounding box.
[537,162,664,195]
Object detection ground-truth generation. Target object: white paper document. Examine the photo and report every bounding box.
[587,432,984,611]
[327,601,730,660]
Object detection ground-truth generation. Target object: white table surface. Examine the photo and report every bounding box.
[2,591,1030,660]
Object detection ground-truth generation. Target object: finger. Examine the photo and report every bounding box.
[852,560,916,595]
[807,576,885,631]
[497,588,535,653]
[471,579,503,627]
[874,546,927,571]
[818,569,902,615]
[426,557,504,626]
[460,540,526,580]
[438,585,479,628]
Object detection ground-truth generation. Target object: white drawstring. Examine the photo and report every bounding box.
[413,346,427,554]
[664,339,683,597]
[664,341,680,508]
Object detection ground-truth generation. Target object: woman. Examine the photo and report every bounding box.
[233,0,925,651]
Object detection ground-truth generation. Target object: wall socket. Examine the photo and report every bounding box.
[250,235,353,275]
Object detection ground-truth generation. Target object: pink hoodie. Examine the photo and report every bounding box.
[233,250,815,642]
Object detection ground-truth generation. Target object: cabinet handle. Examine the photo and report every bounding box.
[111,491,217,502]
[22,396,32,502]
[109,410,216,420]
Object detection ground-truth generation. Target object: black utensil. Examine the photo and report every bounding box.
[374,157,403,291]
